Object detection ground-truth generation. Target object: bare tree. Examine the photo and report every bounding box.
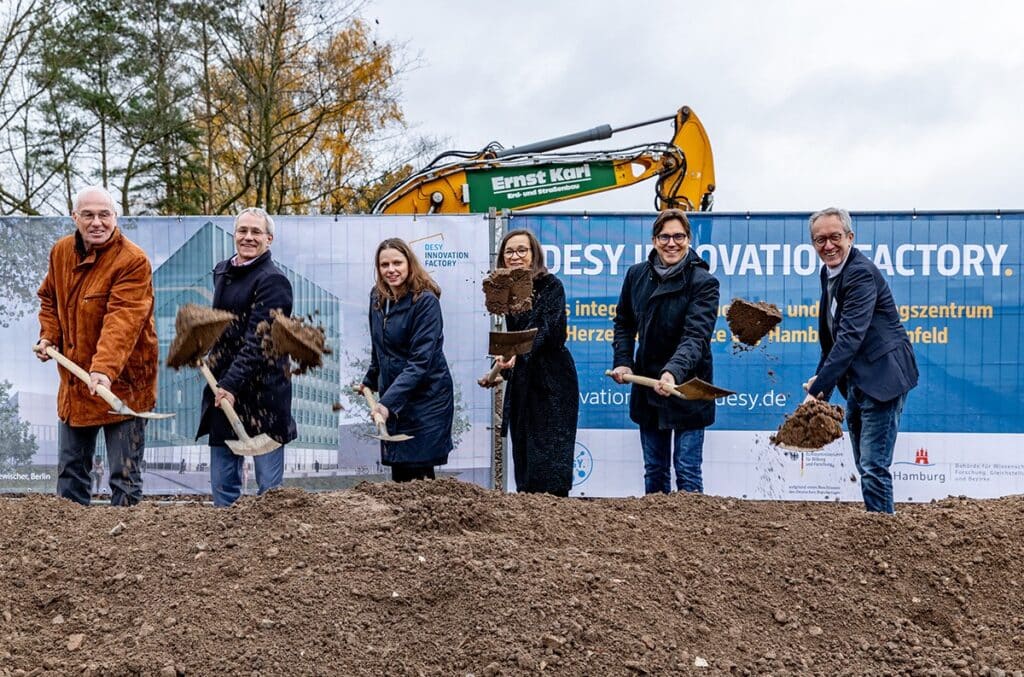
[202,0,434,214]
[0,0,55,214]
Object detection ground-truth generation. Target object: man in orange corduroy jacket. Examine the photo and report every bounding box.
[34,185,158,506]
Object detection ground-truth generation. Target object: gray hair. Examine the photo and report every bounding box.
[808,207,853,235]
[234,207,275,236]
[72,185,117,213]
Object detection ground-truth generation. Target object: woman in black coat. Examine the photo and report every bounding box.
[361,238,453,482]
[197,208,297,506]
[487,229,578,496]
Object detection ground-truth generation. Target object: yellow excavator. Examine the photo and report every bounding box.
[371,105,715,215]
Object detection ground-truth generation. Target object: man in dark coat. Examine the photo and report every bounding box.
[611,209,720,494]
[196,207,297,506]
[805,207,918,514]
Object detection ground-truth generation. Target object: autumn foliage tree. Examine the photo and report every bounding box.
[0,0,432,216]
[198,0,416,214]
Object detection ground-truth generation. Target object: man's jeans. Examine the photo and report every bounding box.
[639,426,705,494]
[847,388,907,514]
[209,444,285,507]
[57,419,147,506]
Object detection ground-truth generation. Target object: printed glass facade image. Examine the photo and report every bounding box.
[149,222,342,452]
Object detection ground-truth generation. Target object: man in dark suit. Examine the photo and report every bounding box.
[804,207,918,513]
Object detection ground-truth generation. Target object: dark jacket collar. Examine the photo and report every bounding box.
[647,247,709,280]
[216,249,273,277]
[820,246,861,282]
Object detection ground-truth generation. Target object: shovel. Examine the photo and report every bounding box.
[479,268,535,387]
[165,304,281,457]
[195,361,281,456]
[604,369,736,400]
[43,346,174,420]
[479,328,538,386]
[359,387,413,442]
[772,441,823,453]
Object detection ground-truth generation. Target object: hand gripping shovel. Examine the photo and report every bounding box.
[43,346,174,419]
[359,387,413,442]
[194,361,281,456]
[604,369,736,400]
[165,304,280,457]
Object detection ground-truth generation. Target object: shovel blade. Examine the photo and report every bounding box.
[371,431,414,442]
[676,378,735,400]
[488,328,538,356]
[226,434,281,457]
[772,442,825,453]
[108,408,176,420]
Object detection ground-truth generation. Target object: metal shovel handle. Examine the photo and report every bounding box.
[44,346,132,412]
[196,360,253,444]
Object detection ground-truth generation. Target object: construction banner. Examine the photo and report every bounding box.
[2,211,1021,502]
[513,211,1023,501]
[0,215,493,496]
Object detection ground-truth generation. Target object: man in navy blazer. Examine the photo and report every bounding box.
[804,207,918,513]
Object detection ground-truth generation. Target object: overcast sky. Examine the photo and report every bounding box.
[367,1,1023,214]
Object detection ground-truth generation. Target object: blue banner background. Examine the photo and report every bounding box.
[514,211,1023,434]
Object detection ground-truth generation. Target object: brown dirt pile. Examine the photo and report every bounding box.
[3,481,1023,675]
[483,268,533,315]
[166,305,236,369]
[260,310,330,376]
[771,399,846,450]
[726,298,783,346]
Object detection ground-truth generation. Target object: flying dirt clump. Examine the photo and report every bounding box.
[770,399,845,450]
[166,304,236,369]
[482,268,533,315]
[726,298,782,346]
[259,309,330,376]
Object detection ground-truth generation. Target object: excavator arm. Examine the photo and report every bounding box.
[372,106,715,215]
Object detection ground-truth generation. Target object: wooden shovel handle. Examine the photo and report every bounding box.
[360,387,388,429]
[604,369,686,399]
[196,360,253,443]
[44,346,128,412]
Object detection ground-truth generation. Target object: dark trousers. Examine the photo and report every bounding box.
[57,419,147,506]
[391,465,436,483]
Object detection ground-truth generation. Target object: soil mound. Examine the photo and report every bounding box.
[483,268,533,315]
[771,399,846,450]
[3,481,1023,675]
[726,298,783,346]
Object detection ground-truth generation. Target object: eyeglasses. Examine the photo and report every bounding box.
[77,210,114,222]
[812,233,848,247]
[504,246,530,259]
[235,227,267,237]
[655,233,689,245]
